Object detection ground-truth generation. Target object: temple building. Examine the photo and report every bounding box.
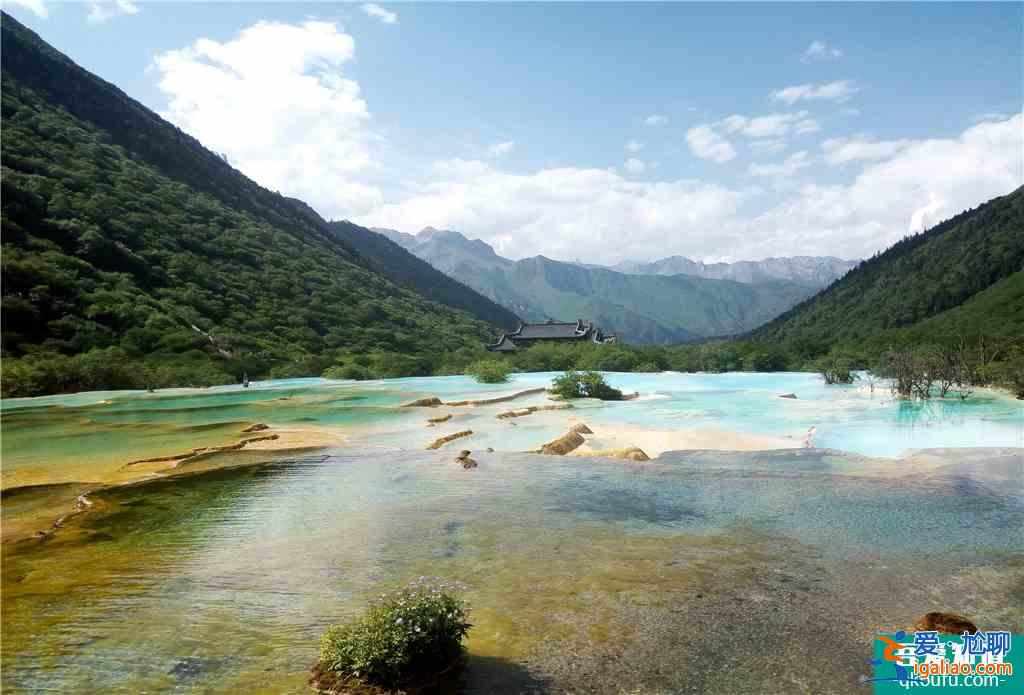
[487,319,616,352]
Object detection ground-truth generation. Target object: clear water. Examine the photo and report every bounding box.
[2,373,1022,693]
[3,372,1021,490]
[3,448,1022,693]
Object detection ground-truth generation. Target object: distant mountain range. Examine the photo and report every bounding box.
[373,226,852,342]
[609,255,857,287]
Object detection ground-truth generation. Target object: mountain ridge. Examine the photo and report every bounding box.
[0,13,515,395]
[753,185,1024,346]
[373,226,821,342]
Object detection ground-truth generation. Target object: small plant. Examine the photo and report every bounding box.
[465,359,511,384]
[316,578,472,692]
[550,370,624,400]
[814,354,857,385]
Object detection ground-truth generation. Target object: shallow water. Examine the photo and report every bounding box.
[2,373,1022,693]
[2,448,1022,693]
[2,372,1022,491]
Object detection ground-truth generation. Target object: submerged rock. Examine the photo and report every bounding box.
[779,393,798,399]
[426,430,473,450]
[538,431,586,455]
[427,413,452,425]
[914,612,977,634]
[404,397,443,408]
[496,404,572,419]
[242,423,269,433]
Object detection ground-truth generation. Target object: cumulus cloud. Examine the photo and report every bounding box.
[685,124,737,163]
[3,0,47,17]
[87,0,138,22]
[644,114,669,126]
[625,140,644,153]
[624,157,646,174]
[686,111,816,162]
[358,114,1021,263]
[154,20,384,218]
[487,140,515,157]
[361,3,397,24]
[357,162,745,264]
[744,114,1023,258]
[802,40,842,62]
[771,80,859,105]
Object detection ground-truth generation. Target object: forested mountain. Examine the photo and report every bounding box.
[375,227,817,342]
[610,255,857,288]
[0,14,514,396]
[754,186,1024,348]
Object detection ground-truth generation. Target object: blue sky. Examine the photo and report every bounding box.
[4,1,1022,263]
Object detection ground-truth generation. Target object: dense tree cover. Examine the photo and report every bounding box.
[327,220,519,330]
[0,79,504,397]
[755,186,1024,345]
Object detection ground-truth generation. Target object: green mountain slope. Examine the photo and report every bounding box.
[325,220,519,330]
[0,14,511,396]
[754,186,1024,346]
[452,255,815,342]
[377,229,818,342]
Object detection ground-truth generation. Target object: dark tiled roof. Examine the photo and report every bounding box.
[489,335,518,351]
[513,321,590,340]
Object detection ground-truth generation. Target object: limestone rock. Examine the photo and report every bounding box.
[538,431,585,455]
[404,397,443,407]
[914,612,977,634]
[426,430,473,450]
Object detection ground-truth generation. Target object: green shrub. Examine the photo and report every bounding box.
[550,370,624,400]
[465,359,511,383]
[814,354,857,385]
[318,578,472,690]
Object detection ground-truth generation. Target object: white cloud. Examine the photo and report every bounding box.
[685,124,737,163]
[745,114,1023,258]
[771,80,859,105]
[747,150,811,179]
[359,114,1022,263]
[624,157,646,174]
[357,162,745,264]
[821,136,915,165]
[644,114,669,126]
[87,0,138,22]
[486,140,515,157]
[361,3,397,24]
[625,140,644,153]
[802,40,842,62]
[719,111,813,138]
[3,0,47,17]
[154,20,384,218]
